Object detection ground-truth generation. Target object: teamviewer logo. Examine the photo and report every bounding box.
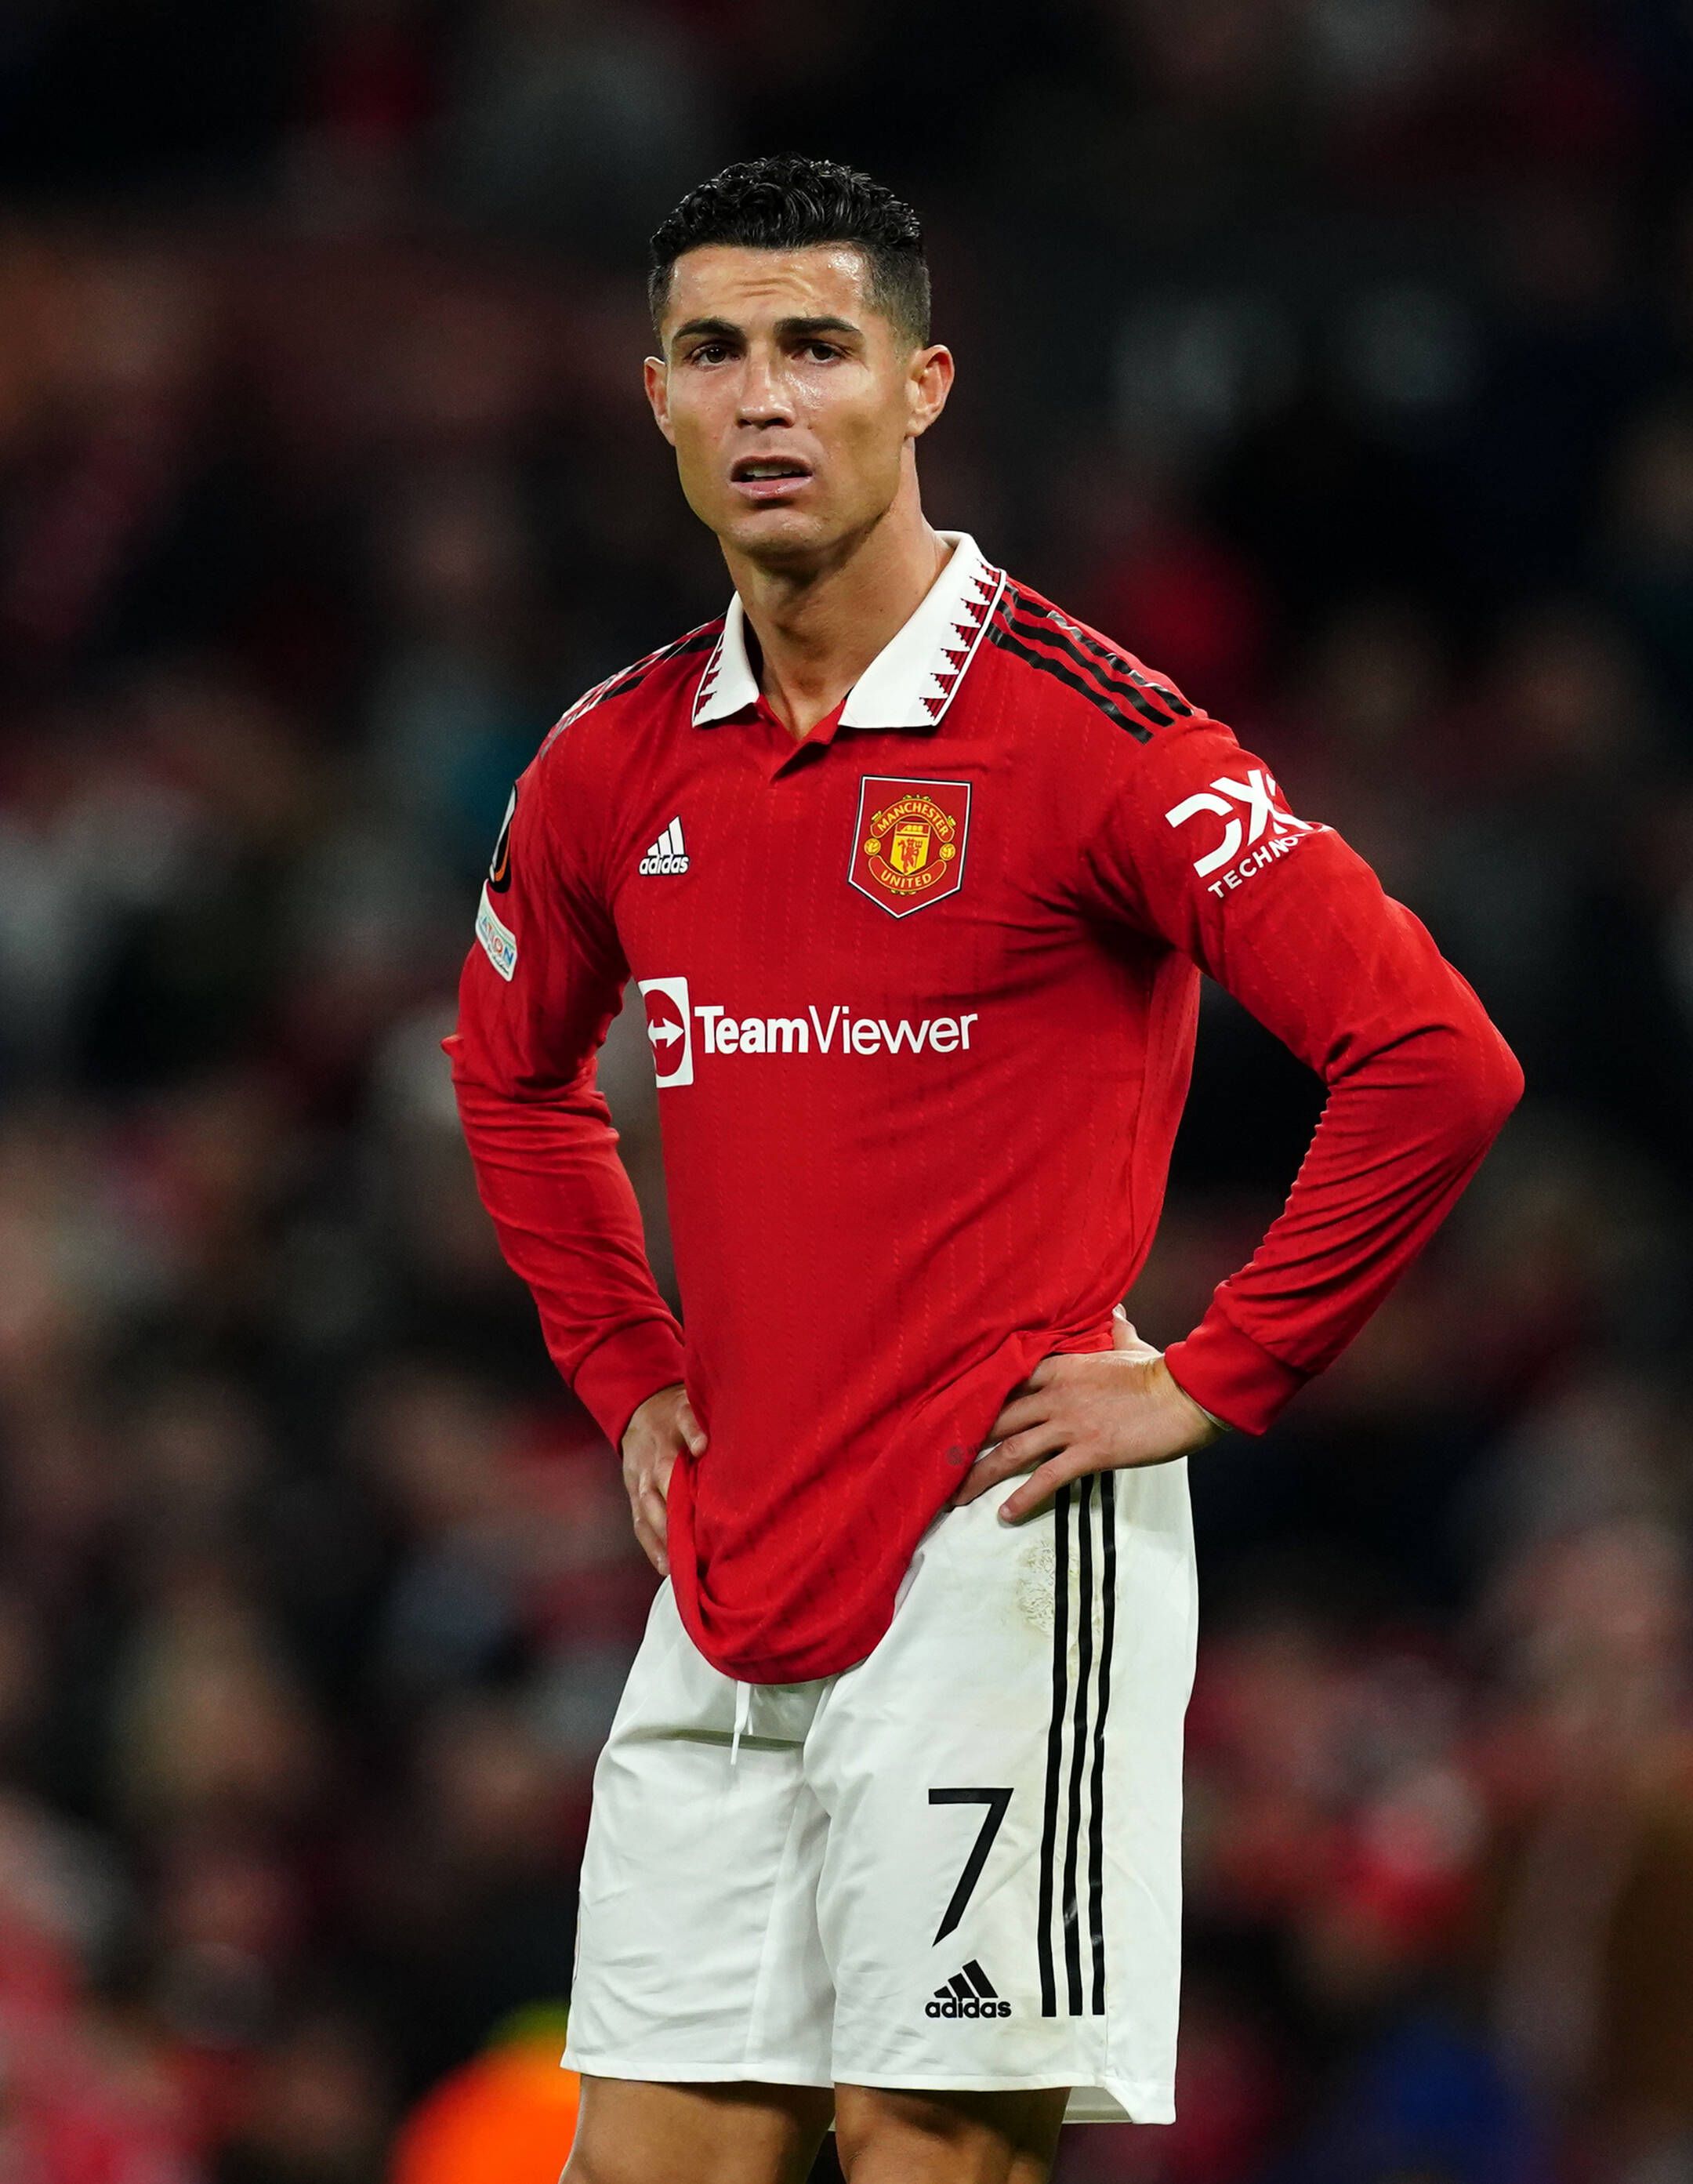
[639,976,693,1088]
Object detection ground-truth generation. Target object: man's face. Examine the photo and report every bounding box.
[644,244,951,564]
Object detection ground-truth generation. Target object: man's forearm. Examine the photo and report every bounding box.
[1163,1007,1523,1435]
[451,1063,686,1450]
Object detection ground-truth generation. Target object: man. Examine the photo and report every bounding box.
[445,156,1522,2184]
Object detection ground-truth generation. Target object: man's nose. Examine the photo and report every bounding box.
[737,350,795,427]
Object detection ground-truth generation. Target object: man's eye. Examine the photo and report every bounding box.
[691,342,731,364]
[802,342,842,362]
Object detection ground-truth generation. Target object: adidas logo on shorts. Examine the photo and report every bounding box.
[639,818,689,875]
[925,1960,1011,2019]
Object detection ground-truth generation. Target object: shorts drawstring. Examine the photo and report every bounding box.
[730,1678,752,1769]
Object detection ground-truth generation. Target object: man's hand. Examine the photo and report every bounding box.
[620,1383,708,1576]
[953,1310,1224,1525]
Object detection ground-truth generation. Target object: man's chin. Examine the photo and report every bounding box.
[718,503,841,565]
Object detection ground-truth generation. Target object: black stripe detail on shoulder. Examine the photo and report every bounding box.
[988,625,1155,743]
[1005,585,1195,720]
[1005,611,1180,727]
[542,622,724,753]
[604,624,720,701]
[1053,615,1195,717]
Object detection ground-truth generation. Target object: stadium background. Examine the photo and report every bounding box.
[2,2,1692,2179]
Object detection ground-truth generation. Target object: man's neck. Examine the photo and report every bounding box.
[724,500,951,740]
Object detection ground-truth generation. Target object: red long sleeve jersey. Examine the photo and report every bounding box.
[446,534,1522,1684]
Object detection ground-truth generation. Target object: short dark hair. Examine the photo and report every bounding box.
[648,156,930,346]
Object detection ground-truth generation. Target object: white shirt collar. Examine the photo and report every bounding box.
[691,531,1005,731]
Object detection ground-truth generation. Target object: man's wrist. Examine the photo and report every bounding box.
[1164,1315,1306,1437]
[619,1378,685,1452]
[574,1319,688,1453]
[1158,1360,1228,1443]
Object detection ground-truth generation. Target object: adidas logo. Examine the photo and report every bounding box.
[639,818,689,876]
[925,1960,1011,2019]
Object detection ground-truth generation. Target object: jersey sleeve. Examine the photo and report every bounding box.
[441,727,685,1451]
[1080,712,1524,1434]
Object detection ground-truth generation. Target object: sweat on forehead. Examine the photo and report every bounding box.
[658,246,879,334]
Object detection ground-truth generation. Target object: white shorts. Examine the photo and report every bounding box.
[561,1462,1198,2124]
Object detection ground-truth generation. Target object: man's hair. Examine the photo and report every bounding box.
[648,156,930,346]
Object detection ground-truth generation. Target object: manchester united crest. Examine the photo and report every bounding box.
[848,776,972,918]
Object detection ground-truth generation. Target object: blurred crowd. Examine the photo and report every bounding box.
[0,2,1691,2179]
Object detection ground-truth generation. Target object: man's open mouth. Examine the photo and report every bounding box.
[730,457,813,486]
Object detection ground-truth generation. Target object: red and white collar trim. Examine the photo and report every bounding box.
[691,531,1005,730]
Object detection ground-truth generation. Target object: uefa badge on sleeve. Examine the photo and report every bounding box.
[848,777,972,919]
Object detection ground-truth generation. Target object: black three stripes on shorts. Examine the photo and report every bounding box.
[1037,1474,1118,2018]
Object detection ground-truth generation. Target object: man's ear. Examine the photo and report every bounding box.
[907,343,955,441]
[643,354,676,446]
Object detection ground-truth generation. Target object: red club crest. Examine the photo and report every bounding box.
[848,776,972,918]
